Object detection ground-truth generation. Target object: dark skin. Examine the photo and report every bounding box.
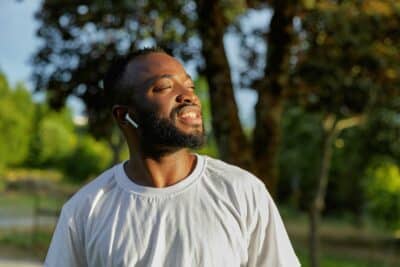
[112,52,203,188]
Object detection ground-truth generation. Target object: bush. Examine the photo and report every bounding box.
[0,75,34,170]
[63,135,112,183]
[363,157,400,230]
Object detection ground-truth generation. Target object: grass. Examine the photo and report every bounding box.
[295,244,399,267]
[281,207,400,267]
[0,228,53,260]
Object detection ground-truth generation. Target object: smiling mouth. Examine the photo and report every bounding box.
[176,105,202,126]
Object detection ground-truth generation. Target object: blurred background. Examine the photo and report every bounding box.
[0,0,399,266]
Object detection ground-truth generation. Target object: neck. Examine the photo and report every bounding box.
[124,148,197,188]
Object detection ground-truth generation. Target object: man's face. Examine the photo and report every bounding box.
[124,52,204,150]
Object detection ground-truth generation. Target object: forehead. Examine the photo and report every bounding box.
[123,53,188,89]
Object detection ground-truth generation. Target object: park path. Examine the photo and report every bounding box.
[0,217,55,229]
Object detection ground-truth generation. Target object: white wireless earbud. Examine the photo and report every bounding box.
[125,113,139,128]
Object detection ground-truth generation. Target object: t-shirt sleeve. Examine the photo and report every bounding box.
[44,206,86,267]
[247,183,301,267]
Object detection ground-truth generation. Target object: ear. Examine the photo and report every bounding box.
[112,105,129,125]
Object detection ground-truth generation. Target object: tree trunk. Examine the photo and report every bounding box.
[252,0,297,195]
[308,114,365,267]
[253,91,284,195]
[196,0,252,169]
[196,0,299,194]
[309,114,337,267]
[309,206,320,267]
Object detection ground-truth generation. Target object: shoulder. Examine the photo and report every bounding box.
[200,155,274,228]
[61,164,119,218]
[201,155,271,209]
[202,155,266,192]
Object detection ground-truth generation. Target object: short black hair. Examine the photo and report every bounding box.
[103,46,167,107]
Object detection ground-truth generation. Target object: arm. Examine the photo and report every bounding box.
[44,206,86,267]
[247,183,300,267]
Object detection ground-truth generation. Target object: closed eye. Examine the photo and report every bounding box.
[153,85,172,92]
[152,76,174,92]
[186,83,196,90]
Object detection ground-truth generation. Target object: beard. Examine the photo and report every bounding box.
[137,107,205,152]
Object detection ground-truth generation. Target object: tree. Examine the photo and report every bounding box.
[195,0,301,194]
[248,0,300,193]
[23,103,113,182]
[291,1,400,266]
[37,108,77,165]
[195,0,251,171]
[0,73,34,173]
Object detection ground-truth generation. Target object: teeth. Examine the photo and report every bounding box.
[181,112,196,118]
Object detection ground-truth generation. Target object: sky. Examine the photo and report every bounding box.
[0,0,41,89]
[0,1,265,126]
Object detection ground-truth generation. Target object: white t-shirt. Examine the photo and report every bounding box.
[45,155,300,267]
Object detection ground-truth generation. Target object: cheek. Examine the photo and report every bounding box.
[145,96,175,118]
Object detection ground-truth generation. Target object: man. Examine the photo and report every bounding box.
[45,47,300,267]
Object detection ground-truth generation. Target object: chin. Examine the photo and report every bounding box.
[178,123,203,134]
[140,114,205,150]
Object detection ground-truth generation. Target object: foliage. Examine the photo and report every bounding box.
[63,135,112,183]
[286,4,400,264]
[21,100,112,182]
[363,157,400,230]
[0,71,113,183]
[36,108,77,166]
[293,0,400,115]
[0,73,34,173]
[325,127,367,217]
[278,106,322,207]
[364,98,400,161]
[286,0,400,218]
[279,104,399,222]
[2,168,63,183]
[0,228,53,257]
[326,97,400,218]
[192,76,219,157]
[22,103,77,169]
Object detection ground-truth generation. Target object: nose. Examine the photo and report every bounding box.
[175,89,199,105]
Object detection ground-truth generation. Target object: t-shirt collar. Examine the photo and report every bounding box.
[115,154,205,198]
